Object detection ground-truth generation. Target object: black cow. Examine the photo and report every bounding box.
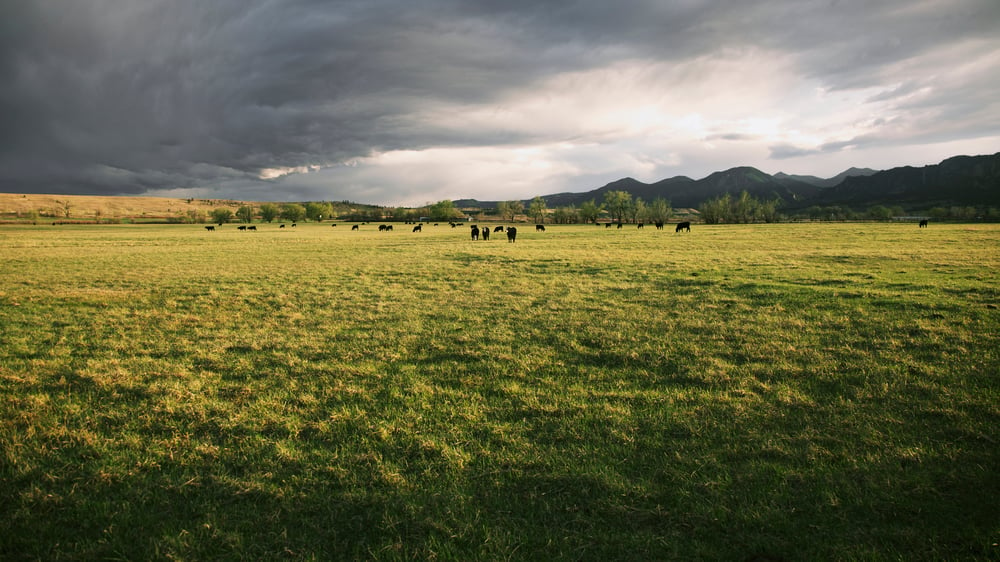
[413,224,422,232]
[617,222,623,229]
[481,227,490,240]
[204,225,215,231]
[238,225,247,231]
[654,221,664,230]
[494,226,504,232]
[470,225,479,240]
[279,224,286,228]
[506,226,517,242]
[248,225,257,231]
[351,224,359,230]
[675,221,691,233]
[605,223,612,228]
[536,224,545,232]
[637,223,644,229]
[919,219,929,228]
[291,223,297,227]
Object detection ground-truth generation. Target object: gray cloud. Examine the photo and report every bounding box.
[2,0,998,202]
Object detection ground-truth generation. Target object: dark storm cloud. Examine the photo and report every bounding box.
[1,0,998,200]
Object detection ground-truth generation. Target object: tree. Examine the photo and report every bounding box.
[211,208,234,225]
[553,206,578,224]
[579,200,603,224]
[630,198,646,224]
[699,193,731,224]
[498,200,523,222]
[280,203,306,223]
[646,198,673,224]
[259,203,279,223]
[236,205,255,223]
[428,200,462,221]
[867,205,892,221]
[528,196,548,224]
[305,202,332,221]
[603,190,632,224]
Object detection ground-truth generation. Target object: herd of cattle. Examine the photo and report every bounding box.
[203,221,695,237]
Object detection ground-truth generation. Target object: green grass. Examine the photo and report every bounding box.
[1,222,998,560]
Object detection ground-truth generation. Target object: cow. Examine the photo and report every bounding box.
[606,223,612,228]
[506,226,517,243]
[481,227,490,240]
[655,221,664,230]
[617,222,623,229]
[248,225,257,231]
[379,224,389,231]
[675,221,691,233]
[470,225,479,240]
[204,225,215,231]
[279,224,286,229]
[291,223,297,227]
[413,224,422,232]
[351,224,359,230]
[919,219,929,228]
[536,224,545,232]
[637,223,644,229]
[494,226,504,233]
[237,225,247,231]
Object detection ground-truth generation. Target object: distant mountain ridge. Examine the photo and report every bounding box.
[454,153,1000,211]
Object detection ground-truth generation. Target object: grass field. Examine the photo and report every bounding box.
[1,221,998,560]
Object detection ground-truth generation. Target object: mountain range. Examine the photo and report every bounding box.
[454,152,1000,211]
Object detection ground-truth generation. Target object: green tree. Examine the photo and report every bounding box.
[603,190,632,224]
[428,200,462,221]
[732,191,758,223]
[646,198,673,224]
[528,196,548,224]
[630,198,646,224]
[236,205,255,223]
[867,205,892,221]
[552,206,578,224]
[211,208,233,225]
[305,202,333,222]
[699,193,731,224]
[280,203,306,223]
[259,203,279,223]
[579,200,603,224]
[497,200,524,222]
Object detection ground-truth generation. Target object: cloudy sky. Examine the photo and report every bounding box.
[2,0,999,206]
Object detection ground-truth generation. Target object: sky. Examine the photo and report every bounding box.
[2,0,999,206]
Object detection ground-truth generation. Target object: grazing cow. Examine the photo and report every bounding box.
[675,221,691,233]
[238,225,247,231]
[919,219,929,228]
[413,224,422,232]
[331,224,337,227]
[536,224,545,232]
[279,224,286,228]
[351,224,359,230]
[606,223,612,228]
[470,225,479,240]
[481,227,490,240]
[204,225,215,231]
[379,224,389,231]
[637,222,644,229]
[655,221,664,230]
[291,223,297,227]
[494,226,504,233]
[506,226,517,242]
[248,225,257,231]
[617,222,623,229]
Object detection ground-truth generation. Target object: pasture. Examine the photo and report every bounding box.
[1,222,998,560]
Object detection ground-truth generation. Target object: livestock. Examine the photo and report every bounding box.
[204,225,215,231]
[637,223,644,229]
[605,223,612,228]
[655,221,664,230]
[291,223,297,227]
[351,224,359,230]
[617,222,623,229]
[413,224,422,232]
[506,226,517,242]
[471,225,479,240]
[481,227,490,240]
[238,225,247,231]
[248,225,257,231]
[675,221,691,233]
[919,219,929,228]
[379,224,390,231]
[536,224,545,232]
[279,224,286,228]
[494,226,504,232]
